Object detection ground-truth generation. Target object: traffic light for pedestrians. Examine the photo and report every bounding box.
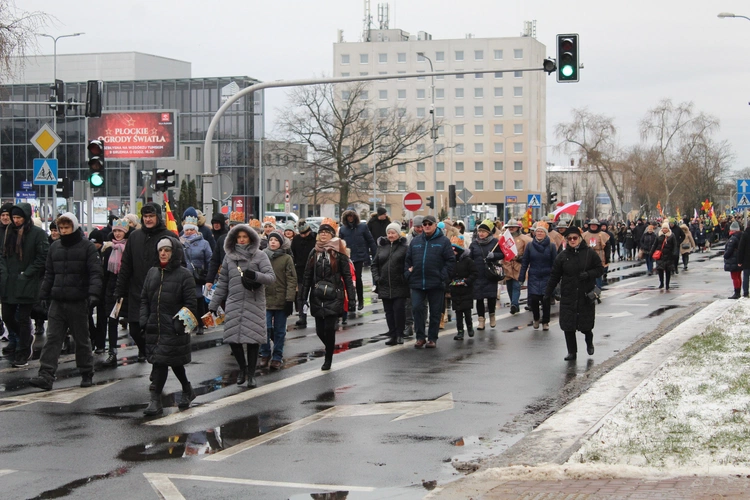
[85,80,103,118]
[87,140,105,188]
[56,177,72,198]
[448,185,457,208]
[549,192,558,204]
[154,168,176,192]
[556,34,579,83]
[426,196,435,209]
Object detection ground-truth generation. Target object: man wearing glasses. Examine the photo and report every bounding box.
[405,215,455,348]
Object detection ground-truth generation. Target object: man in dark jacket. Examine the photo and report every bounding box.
[115,203,174,361]
[211,213,229,242]
[632,218,646,254]
[405,215,455,348]
[367,207,391,242]
[737,224,750,298]
[0,203,49,367]
[290,220,317,327]
[339,209,376,310]
[30,213,103,390]
[0,203,13,350]
[669,218,685,275]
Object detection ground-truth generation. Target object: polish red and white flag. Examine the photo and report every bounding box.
[498,229,518,261]
[552,200,583,221]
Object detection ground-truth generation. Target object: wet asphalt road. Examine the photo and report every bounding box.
[0,248,731,499]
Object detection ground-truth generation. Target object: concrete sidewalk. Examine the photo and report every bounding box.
[429,299,750,499]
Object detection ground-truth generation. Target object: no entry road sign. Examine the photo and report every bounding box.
[403,192,423,212]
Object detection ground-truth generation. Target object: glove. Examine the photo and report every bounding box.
[578,271,589,282]
[243,269,257,281]
[88,295,100,308]
[241,270,261,290]
[486,252,495,260]
[284,301,294,316]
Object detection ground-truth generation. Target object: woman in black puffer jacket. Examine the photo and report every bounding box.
[140,236,197,416]
[371,223,409,346]
[651,222,676,290]
[302,220,356,371]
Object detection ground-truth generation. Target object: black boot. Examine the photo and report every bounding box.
[467,327,475,338]
[564,331,577,361]
[453,330,464,341]
[236,365,247,385]
[143,391,163,416]
[321,354,333,371]
[102,350,117,367]
[295,314,307,328]
[178,383,196,409]
[246,344,259,388]
[385,335,399,346]
[729,288,741,300]
[585,332,595,355]
[397,334,404,345]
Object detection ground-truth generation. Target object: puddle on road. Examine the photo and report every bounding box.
[645,305,682,318]
[28,467,129,499]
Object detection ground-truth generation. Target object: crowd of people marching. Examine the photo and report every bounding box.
[2,200,749,416]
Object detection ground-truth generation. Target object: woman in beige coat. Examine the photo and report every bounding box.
[679,223,696,271]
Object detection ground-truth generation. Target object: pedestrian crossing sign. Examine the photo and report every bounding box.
[33,158,58,185]
[527,194,541,208]
[738,193,750,209]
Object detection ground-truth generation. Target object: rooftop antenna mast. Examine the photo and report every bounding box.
[363,0,372,42]
[378,3,390,30]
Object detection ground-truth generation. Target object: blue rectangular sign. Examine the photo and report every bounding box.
[15,191,36,199]
[21,181,32,190]
[33,158,58,185]
[737,193,750,209]
[527,194,541,208]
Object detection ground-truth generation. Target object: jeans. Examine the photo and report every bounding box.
[505,279,521,308]
[382,297,406,338]
[645,255,654,274]
[261,309,287,361]
[39,300,93,381]
[411,288,445,341]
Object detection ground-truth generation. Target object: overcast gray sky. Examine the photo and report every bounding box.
[24,0,750,171]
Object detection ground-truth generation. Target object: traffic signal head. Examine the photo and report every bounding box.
[87,140,105,188]
[85,80,103,118]
[549,192,558,204]
[556,34,579,83]
[448,185,457,208]
[154,168,176,192]
[56,178,72,198]
[55,79,66,118]
[426,196,435,209]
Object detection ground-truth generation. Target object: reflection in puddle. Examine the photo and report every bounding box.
[28,467,129,500]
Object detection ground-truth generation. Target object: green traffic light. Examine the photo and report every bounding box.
[561,65,574,78]
[89,173,104,187]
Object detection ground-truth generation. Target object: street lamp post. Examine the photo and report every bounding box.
[39,32,83,228]
[417,52,438,216]
[718,12,750,21]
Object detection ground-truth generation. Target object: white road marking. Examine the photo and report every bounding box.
[0,470,16,477]
[204,393,454,462]
[143,472,375,500]
[0,381,119,412]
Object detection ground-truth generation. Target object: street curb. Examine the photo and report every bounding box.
[429,298,736,498]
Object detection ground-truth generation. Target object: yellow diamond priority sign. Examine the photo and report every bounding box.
[30,123,61,158]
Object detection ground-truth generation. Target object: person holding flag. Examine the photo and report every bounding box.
[500,219,530,315]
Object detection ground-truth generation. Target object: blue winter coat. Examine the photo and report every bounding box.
[519,236,557,296]
[182,233,212,297]
[469,236,501,299]
[339,210,377,265]
[405,228,455,291]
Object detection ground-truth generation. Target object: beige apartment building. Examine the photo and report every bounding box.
[333,28,548,220]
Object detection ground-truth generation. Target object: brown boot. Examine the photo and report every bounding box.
[258,356,270,369]
[489,313,496,328]
[439,313,446,330]
[477,316,486,330]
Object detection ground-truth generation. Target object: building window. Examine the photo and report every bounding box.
[379,108,388,118]
[342,90,351,100]
[435,71,444,80]
[416,107,426,118]
[185,147,190,161]
[514,124,523,134]
[494,49,503,60]
[398,181,407,191]
[455,143,464,154]
[474,124,484,135]
[341,72,350,77]
[435,88,445,99]
[474,88,484,98]
[514,160,523,171]
[398,89,406,99]
[513,86,523,97]
[379,181,388,192]
[397,52,406,63]
[494,161,503,172]
[398,164,406,173]
[514,105,523,116]
[474,143,484,154]
[341,54,350,64]
[276,179,281,191]
[397,71,406,80]
[494,143,503,154]
[417,162,426,172]
[514,48,523,59]
[514,180,523,190]
[378,53,387,63]
[514,70,522,78]
[436,162,445,172]
[474,106,484,117]
[417,53,425,62]
[196,147,201,162]
[359,72,368,76]
[436,181,445,191]
[360,54,369,64]
[435,107,444,117]
[455,88,464,98]
[494,105,503,116]
[360,91,369,100]
[379,90,388,100]
[494,180,504,190]
[494,124,504,135]
[475,180,484,191]
[474,161,484,172]
[417,181,426,191]
[455,50,464,61]
[455,161,465,172]
[416,144,426,154]
[417,89,426,99]
[475,50,484,60]
[267,179,272,191]
[494,71,503,79]
[397,108,406,117]
[513,142,523,153]
[379,72,387,80]
[455,106,464,117]
[475,72,484,79]
[436,51,445,61]
[456,73,464,79]
[455,124,464,135]
[494,87,503,97]
[417,70,425,81]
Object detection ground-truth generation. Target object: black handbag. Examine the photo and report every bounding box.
[312,253,339,301]
[187,254,207,284]
[483,241,504,282]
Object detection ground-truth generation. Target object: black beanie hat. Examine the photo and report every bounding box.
[211,213,227,224]
[1,203,13,215]
[268,231,284,246]
[89,229,104,245]
[49,221,57,230]
[11,207,26,219]
[140,203,162,217]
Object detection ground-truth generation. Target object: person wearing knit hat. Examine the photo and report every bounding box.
[261,230,297,369]
[449,233,477,341]
[406,216,425,246]
[181,215,212,334]
[282,222,296,242]
[371,217,409,345]
[211,213,229,241]
[469,217,501,329]
[89,228,104,249]
[123,213,141,231]
[297,219,311,233]
[478,219,494,233]
[519,222,557,331]
[726,221,744,299]
[290,220,317,328]
[386,222,401,237]
[100,219,131,367]
[651,220,676,290]
[29,210,101,390]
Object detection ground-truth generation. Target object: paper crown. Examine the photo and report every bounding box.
[450,235,464,248]
[229,211,245,223]
[263,215,276,225]
[319,218,339,233]
[249,218,262,228]
[183,216,198,226]
[112,219,130,232]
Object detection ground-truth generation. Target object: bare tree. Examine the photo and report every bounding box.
[556,108,627,218]
[275,82,431,209]
[0,1,50,82]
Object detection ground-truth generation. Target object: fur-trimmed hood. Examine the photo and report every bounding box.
[224,223,260,259]
[342,209,361,226]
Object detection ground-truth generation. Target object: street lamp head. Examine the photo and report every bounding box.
[718,12,736,18]
[416,51,424,56]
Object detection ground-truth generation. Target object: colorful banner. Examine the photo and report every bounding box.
[87,111,177,160]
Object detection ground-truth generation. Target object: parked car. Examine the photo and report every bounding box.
[264,212,299,225]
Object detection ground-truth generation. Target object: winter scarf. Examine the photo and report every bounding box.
[473,234,494,246]
[315,237,344,254]
[181,232,201,245]
[108,238,127,274]
[263,248,286,260]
